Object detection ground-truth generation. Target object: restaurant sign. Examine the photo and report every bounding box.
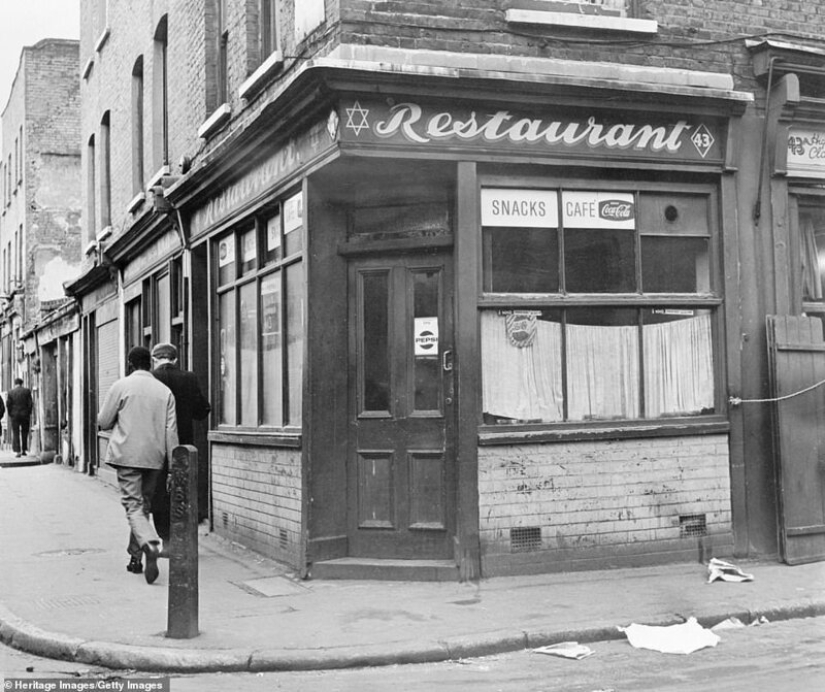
[787,127,825,179]
[340,99,722,163]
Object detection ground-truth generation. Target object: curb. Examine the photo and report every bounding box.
[2,600,825,673]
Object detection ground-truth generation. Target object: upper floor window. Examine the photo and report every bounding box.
[153,16,169,170]
[260,0,278,57]
[217,0,229,104]
[480,183,718,425]
[17,126,22,184]
[132,57,145,196]
[99,112,112,230]
[87,135,96,239]
[505,0,656,34]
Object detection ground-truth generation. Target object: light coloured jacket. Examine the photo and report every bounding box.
[97,370,179,469]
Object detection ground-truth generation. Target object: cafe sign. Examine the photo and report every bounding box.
[788,127,825,179]
[341,99,722,163]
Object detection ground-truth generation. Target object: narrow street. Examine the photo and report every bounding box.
[2,616,823,691]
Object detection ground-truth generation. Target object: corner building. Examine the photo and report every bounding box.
[69,0,825,579]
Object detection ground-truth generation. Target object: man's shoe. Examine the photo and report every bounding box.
[127,557,143,574]
[143,542,160,584]
[14,453,21,458]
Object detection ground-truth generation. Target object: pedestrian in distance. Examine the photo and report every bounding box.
[0,392,6,447]
[7,377,33,458]
[97,346,179,584]
[150,342,211,546]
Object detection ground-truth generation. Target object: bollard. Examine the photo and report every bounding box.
[166,444,199,638]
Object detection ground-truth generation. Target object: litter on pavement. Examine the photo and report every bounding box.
[706,558,755,583]
[711,615,769,630]
[618,617,720,654]
[532,641,595,659]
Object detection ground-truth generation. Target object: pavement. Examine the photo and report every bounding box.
[1,453,823,674]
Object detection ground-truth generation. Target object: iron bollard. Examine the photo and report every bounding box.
[166,444,199,638]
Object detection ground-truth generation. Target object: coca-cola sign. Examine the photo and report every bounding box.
[599,200,634,222]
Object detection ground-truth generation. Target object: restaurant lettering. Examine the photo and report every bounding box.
[373,103,691,153]
[342,99,721,162]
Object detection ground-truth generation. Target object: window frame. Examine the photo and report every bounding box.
[477,174,726,438]
[213,190,304,432]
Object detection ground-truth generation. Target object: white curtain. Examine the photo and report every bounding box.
[643,313,714,417]
[567,322,640,420]
[481,311,714,423]
[481,312,563,422]
[801,215,823,301]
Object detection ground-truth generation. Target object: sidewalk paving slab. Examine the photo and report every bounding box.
[1,457,824,673]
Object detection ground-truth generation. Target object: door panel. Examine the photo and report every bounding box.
[349,252,454,558]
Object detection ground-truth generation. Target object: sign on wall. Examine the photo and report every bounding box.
[787,127,825,179]
[562,191,635,229]
[340,99,724,164]
[480,189,559,227]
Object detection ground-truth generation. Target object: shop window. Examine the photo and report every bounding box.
[480,186,717,425]
[126,298,142,352]
[216,190,304,429]
[799,197,825,334]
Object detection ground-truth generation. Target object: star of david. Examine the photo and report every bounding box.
[345,101,370,136]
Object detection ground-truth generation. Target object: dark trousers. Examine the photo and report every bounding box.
[151,466,170,542]
[11,417,30,454]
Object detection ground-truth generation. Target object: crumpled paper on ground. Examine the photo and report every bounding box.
[533,641,594,659]
[707,558,755,583]
[711,615,769,631]
[618,617,720,654]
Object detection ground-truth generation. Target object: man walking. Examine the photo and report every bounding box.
[150,342,211,543]
[7,378,33,458]
[98,346,178,584]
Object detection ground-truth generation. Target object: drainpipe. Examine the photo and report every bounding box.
[753,56,778,225]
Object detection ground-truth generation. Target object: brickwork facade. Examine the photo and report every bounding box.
[479,435,732,574]
[211,443,302,565]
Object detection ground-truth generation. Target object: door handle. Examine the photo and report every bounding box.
[442,350,453,372]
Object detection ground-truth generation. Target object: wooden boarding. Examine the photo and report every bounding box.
[767,315,825,564]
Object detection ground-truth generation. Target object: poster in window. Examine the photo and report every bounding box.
[284,192,303,234]
[261,275,280,351]
[218,237,235,266]
[562,191,635,229]
[414,317,439,357]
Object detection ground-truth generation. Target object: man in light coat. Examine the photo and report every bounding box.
[98,346,178,584]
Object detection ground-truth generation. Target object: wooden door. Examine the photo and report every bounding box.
[767,315,825,564]
[348,252,455,558]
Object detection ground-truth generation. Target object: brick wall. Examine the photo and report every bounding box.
[211,442,303,568]
[479,434,732,575]
[340,0,825,95]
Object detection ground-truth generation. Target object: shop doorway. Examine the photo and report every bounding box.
[347,251,455,559]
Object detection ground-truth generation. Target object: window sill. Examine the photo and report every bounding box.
[239,50,284,101]
[94,27,111,53]
[96,225,113,243]
[505,9,658,34]
[82,57,94,80]
[209,429,302,448]
[146,165,170,191]
[127,192,145,214]
[198,103,231,140]
[478,417,729,446]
